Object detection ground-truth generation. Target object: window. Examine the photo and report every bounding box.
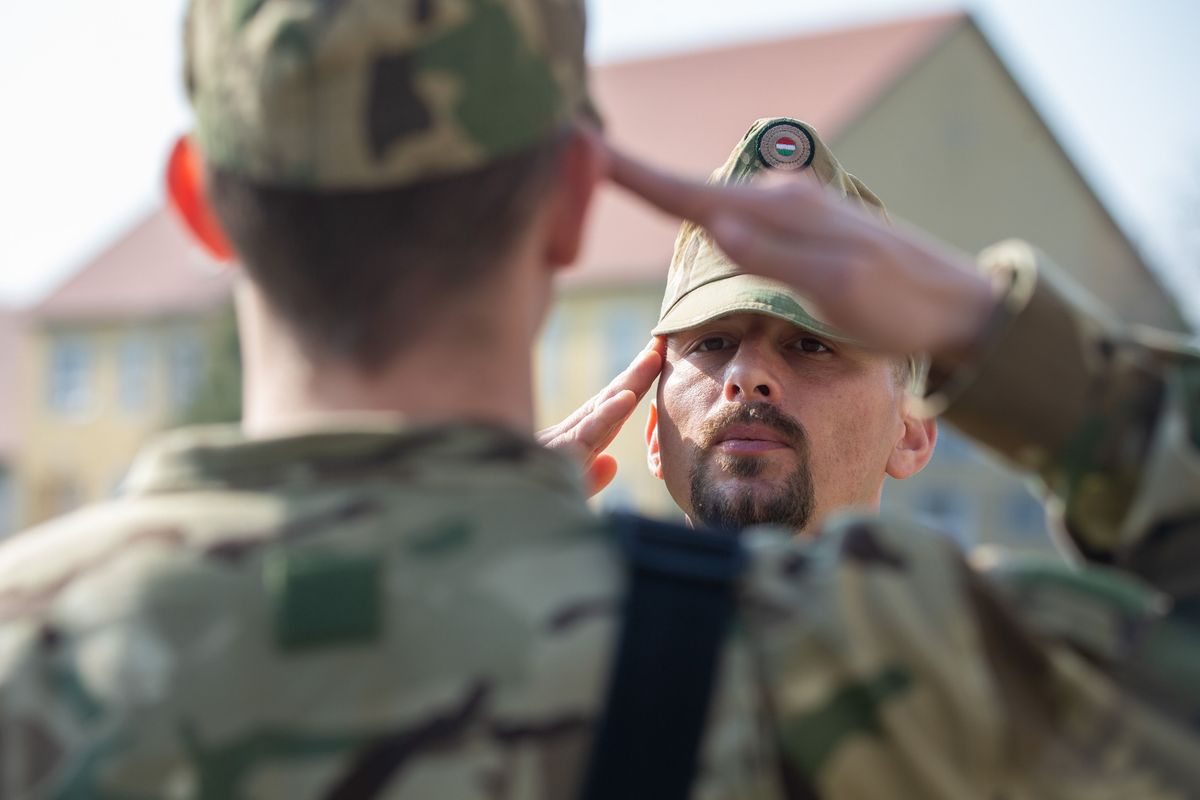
[168,327,206,412]
[118,333,155,413]
[47,335,94,414]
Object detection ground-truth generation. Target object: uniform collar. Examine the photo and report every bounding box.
[122,420,587,500]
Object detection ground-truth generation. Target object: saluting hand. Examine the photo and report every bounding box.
[607,146,998,364]
[537,337,666,497]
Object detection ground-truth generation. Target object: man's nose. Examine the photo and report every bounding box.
[723,344,782,402]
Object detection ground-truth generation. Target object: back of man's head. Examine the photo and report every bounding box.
[181,0,594,368]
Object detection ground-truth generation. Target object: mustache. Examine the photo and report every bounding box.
[697,402,808,451]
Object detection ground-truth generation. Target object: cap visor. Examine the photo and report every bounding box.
[651,274,856,343]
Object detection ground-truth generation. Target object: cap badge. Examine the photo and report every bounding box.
[757,122,815,171]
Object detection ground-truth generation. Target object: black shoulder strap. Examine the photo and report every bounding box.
[580,514,747,800]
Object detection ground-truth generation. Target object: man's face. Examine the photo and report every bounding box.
[649,313,927,534]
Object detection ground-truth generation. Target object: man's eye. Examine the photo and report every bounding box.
[795,337,830,354]
[695,336,731,353]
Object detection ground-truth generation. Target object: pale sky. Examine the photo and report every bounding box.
[2,0,1198,322]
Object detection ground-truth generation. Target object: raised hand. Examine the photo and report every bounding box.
[538,337,666,496]
[607,146,998,364]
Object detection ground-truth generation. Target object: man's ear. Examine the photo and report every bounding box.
[166,136,235,263]
[645,400,664,480]
[543,128,605,270]
[885,402,937,480]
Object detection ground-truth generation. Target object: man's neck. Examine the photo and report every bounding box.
[237,283,537,439]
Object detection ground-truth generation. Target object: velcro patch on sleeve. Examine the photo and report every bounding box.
[265,549,383,652]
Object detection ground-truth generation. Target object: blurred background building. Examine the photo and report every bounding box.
[0,310,26,537]
[0,11,1190,551]
[13,211,230,528]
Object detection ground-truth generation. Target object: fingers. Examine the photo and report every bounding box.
[709,213,847,294]
[608,142,999,361]
[585,454,619,498]
[607,147,718,223]
[537,338,664,458]
[574,389,639,459]
[649,334,667,359]
[609,337,665,405]
[567,338,663,424]
[575,337,665,454]
[607,144,827,234]
[608,146,763,226]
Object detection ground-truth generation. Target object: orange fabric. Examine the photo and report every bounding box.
[166,136,234,263]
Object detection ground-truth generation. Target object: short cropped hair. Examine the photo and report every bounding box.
[207,134,568,369]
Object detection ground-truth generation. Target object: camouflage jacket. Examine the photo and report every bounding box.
[1,246,1199,798]
[937,241,1200,624]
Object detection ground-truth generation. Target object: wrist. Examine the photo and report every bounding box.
[938,272,1004,369]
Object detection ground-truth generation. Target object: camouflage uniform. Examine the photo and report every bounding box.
[1,3,1198,800]
[653,117,1200,796]
[3,319,1198,798]
[932,238,1200,627]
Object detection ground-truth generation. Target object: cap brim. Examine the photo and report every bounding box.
[651,273,856,342]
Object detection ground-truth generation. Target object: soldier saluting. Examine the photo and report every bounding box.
[0,0,1196,798]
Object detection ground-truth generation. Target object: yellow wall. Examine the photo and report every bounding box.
[20,312,224,525]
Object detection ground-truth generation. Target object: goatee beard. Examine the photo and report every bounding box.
[688,402,815,533]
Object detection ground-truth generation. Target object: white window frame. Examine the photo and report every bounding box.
[168,326,206,412]
[118,332,155,414]
[47,334,94,416]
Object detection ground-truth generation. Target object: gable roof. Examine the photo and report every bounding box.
[34,209,232,323]
[570,12,966,285]
[34,13,965,317]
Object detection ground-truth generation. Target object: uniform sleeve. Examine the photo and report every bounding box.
[923,240,1200,603]
[740,517,1200,798]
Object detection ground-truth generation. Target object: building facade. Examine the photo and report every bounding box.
[0,311,25,537]
[18,211,231,526]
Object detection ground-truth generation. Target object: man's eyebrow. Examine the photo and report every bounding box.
[668,328,718,342]
[664,331,709,356]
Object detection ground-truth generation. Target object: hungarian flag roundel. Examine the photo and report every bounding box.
[757,121,814,170]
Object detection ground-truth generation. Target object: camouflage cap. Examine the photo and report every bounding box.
[184,0,592,189]
[653,118,886,340]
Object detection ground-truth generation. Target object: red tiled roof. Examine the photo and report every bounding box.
[34,209,232,322]
[569,12,966,286]
[0,310,26,459]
